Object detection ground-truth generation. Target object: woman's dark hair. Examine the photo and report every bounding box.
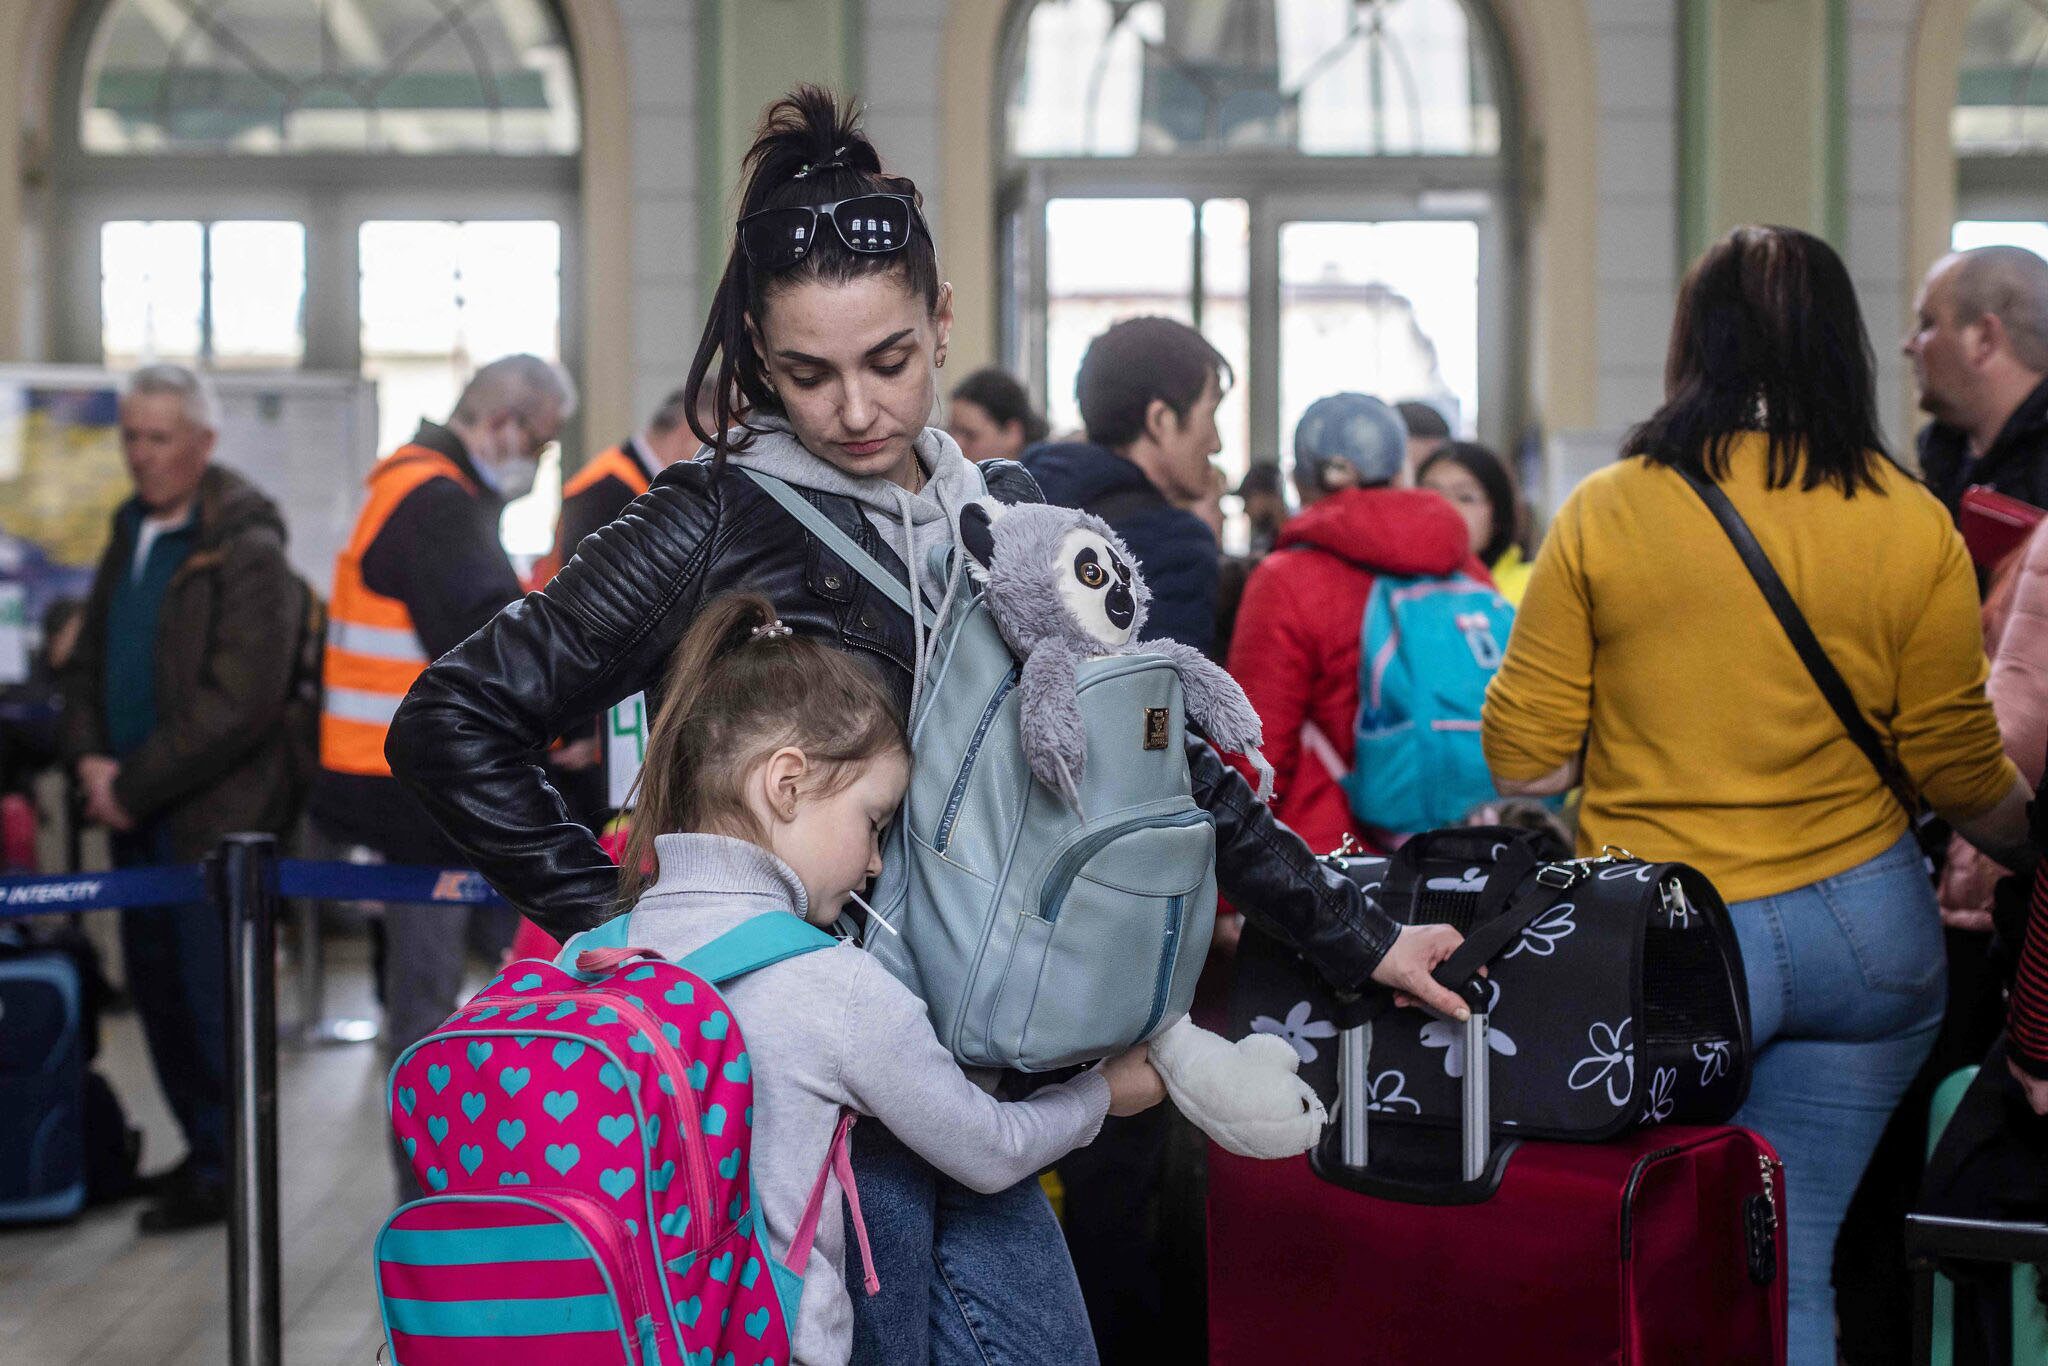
[683,86,942,466]
[1076,316,1233,450]
[619,592,907,906]
[1419,441,1519,566]
[950,367,1049,444]
[1623,225,1888,497]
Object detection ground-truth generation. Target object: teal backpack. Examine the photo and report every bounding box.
[1342,571,1514,835]
[743,470,1216,1073]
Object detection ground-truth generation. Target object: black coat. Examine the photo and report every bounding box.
[1918,375,2048,520]
[385,452,1399,988]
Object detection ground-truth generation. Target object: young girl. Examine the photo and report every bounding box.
[618,590,1163,1366]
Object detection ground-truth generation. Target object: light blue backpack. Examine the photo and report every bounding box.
[1342,571,1514,835]
[743,471,1216,1073]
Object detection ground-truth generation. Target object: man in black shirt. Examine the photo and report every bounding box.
[1907,245,2048,518]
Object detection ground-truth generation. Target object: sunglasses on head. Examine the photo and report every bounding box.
[737,190,930,273]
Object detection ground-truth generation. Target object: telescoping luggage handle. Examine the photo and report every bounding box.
[1340,860,1585,1184]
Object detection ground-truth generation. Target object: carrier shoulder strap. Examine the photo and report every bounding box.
[739,467,938,630]
[1673,465,1920,817]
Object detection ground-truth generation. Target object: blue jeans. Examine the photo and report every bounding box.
[1729,834,1946,1366]
[847,1120,1098,1365]
[113,823,228,1188]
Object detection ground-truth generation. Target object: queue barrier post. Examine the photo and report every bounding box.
[212,833,282,1366]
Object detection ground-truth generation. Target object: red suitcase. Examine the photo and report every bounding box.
[1208,1014,1788,1365]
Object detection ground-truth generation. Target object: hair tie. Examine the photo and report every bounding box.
[792,146,850,180]
[751,620,793,640]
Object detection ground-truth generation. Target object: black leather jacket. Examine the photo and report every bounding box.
[385,453,1400,988]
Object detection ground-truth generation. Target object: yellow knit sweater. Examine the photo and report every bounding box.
[1482,434,2017,902]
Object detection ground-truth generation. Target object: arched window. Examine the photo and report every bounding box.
[55,0,582,555]
[1000,0,1518,481]
[1952,0,2048,258]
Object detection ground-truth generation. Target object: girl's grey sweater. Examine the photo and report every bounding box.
[627,833,1111,1366]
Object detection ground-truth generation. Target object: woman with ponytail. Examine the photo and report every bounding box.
[389,85,1462,1362]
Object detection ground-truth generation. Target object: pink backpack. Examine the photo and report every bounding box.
[376,913,877,1365]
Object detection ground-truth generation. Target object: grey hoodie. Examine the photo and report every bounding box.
[628,834,1110,1366]
[731,419,989,717]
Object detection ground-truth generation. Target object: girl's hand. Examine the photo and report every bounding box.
[1100,1046,1168,1117]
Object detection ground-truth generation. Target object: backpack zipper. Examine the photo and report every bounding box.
[1136,894,1187,1041]
[1038,809,1212,922]
[933,669,1018,854]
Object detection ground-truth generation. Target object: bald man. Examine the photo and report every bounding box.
[1906,245,2048,517]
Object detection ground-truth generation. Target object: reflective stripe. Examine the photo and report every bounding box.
[380,1221,588,1266]
[383,1293,621,1338]
[327,618,427,663]
[325,687,404,726]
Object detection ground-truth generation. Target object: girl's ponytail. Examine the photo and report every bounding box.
[618,593,905,906]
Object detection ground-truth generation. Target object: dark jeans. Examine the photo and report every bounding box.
[846,1120,1097,1365]
[113,823,228,1189]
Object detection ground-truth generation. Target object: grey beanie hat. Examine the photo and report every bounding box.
[1292,392,1408,488]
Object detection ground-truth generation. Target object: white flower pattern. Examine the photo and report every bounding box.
[1249,1000,1339,1065]
[1641,1065,1677,1124]
[1502,900,1577,960]
[1566,1018,1636,1108]
[1418,979,1517,1078]
[1693,1040,1731,1086]
[1366,1070,1422,1115]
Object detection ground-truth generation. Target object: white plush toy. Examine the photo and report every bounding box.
[956,499,1320,1159]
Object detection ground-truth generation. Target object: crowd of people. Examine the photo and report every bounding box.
[15,79,2048,1366]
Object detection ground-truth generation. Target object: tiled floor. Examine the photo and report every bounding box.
[0,934,408,1365]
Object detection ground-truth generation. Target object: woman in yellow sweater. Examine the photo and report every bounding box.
[1482,226,2034,1366]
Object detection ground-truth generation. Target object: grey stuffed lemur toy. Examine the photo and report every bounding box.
[949,499,1317,1160]
[956,501,1275,807]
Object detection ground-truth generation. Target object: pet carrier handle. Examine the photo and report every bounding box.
[1429,863,1582,998]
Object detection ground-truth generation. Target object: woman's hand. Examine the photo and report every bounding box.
[2008,1056,2048,1117]
[1100,1046,1169,1117]
[1369,923,1473,1021]
[1938,835,2003,934]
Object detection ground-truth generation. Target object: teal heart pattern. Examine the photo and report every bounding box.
[390,952,793,1361]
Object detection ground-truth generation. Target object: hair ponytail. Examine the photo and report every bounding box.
[683,85,941,469]
[618,592,907,907]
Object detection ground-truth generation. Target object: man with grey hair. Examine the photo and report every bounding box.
[310,352,575,1198]
[1906,244,2048,517]
[59,363,302,1232]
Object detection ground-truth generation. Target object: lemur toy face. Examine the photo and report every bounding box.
[1059,527,1138,647]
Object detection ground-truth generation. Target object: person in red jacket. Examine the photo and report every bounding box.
[1226,395,1484,857]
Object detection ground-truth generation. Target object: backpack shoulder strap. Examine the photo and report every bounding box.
[554,912,633,974]
[738,467,938,630]
[676,913,837,986]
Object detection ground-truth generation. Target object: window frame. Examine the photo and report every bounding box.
[996,0,1526,461]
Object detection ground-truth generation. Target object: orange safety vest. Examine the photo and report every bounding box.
[531,442,655,587]
[319,446,479,777]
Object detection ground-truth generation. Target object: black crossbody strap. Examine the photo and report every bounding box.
[1674,465,1920,817]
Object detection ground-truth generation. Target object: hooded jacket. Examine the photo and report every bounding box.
[386,422,1402,989]
[1226,487,1480,856]
[60,464,302,860]
[1919,374,2048,520]
[1022,440,1220,655]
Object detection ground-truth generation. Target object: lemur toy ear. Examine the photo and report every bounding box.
[959,501,998,580]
